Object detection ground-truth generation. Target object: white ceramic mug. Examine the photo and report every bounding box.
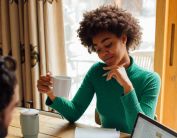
[52,76,72,98]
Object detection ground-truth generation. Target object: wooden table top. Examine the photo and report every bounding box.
[7,108,130,138]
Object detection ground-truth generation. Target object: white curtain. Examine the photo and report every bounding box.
[0,0,67,110]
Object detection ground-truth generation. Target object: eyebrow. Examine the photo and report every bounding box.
[93,37,111,47]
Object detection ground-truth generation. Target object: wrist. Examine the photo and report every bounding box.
[123,84,134,94]
[47,91,56,101]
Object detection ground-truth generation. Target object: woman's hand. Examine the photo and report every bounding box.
[103,64,133,94]
[37,72,56,101]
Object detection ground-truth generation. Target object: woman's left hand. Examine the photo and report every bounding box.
[103,64,134,94]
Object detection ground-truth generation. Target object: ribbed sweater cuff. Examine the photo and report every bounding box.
[46,96,60,109]
[120,90,140,110]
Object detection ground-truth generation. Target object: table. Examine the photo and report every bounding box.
[7,108,130,138]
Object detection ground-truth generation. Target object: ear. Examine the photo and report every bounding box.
[121,34,127,45]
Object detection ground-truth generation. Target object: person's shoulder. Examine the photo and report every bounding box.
[144,70,160,82]
[135,65,159,79]
[134,65,161,84]
[134,68,161,96]
[140,69,161,87]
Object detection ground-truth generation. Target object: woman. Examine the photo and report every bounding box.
[37,5,160,133]
[0,56,19,138]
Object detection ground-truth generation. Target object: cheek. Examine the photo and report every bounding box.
[115,44,126,56]
[4,108,14,127]
[97,53,104,60]
[4,114,12,127]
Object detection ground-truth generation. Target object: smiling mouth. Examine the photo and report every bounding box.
[104,56,113,62]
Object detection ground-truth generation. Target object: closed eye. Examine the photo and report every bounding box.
[105,42,112,48]
[95,42,112,53]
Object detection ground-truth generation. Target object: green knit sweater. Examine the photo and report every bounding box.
[46,57,161,134]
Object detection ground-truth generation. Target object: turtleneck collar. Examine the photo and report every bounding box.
[126,56,138,76]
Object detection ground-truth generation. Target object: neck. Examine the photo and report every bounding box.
[119,52,130,69]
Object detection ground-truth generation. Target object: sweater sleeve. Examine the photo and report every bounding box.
[45,65,95,123]
[120,72,161,133]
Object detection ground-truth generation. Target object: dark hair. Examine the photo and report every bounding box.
[0,56,17,112]
[77,5,142,53]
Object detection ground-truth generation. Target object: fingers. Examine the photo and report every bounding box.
[37,81,53,93]
[37,72,53,94]
[38,85,51,92]
[106,71,117,81]
[102,71,110,77]
[103,65,118,70]
[103,63,126,70]
[40,76,51,81]
[47,71,52,76]
[37,79,52,86]
[46,71,52,78]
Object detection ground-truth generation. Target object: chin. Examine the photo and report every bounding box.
[105,62,115,66]
[104,57,119,66]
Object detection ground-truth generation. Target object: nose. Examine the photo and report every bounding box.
[103,48,110,55]
[100,49,110,59]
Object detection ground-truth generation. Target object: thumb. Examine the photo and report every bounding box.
[46,71,53,78]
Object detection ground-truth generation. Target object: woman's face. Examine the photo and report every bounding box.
[92,31,127,66]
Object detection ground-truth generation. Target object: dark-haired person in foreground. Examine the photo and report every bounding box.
[0,56,19,138]
[37,5,161,133]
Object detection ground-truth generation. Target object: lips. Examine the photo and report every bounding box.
[104,56,114,63]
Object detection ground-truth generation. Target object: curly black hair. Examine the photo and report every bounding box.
[0,56,17,112]
[77,5,142,53]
